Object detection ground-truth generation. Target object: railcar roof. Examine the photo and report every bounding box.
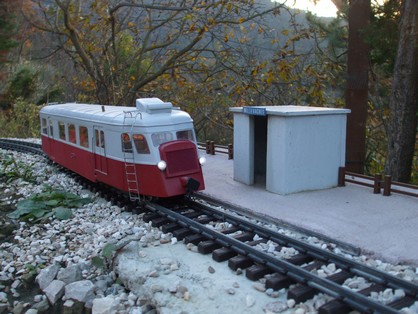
[40,103,193,126]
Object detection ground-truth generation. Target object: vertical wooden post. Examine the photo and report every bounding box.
[228,144,233,160]
[373,173,382,194]
[206,140,210,154]
[383,175,392,196]
[338,167,346,187]
[210,141,215,155]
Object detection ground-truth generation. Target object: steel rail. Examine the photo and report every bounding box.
[0,139,44,156]
[188,199,418,297]
[146,202,405,314]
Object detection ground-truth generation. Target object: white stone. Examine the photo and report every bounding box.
[92,296,119,314]
[65,280,95,303]
[0,292,7,302]
[246,295,255,307]
[287,299,296,308]
[36,264,60,291]
[44,280,66,305]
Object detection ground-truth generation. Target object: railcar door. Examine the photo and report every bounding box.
[44,117,55,159]
[93,126,108,175]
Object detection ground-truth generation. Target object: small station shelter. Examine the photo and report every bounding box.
[229,106,350,195]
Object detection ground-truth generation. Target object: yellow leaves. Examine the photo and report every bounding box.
[127,22,135,28]
[80,80,95,91]
[238,17,245,24]
[189,23,196,32]
[130,76,136,81]
[282,29,289,36]
[265,71,275,85]
[224,35,229,43]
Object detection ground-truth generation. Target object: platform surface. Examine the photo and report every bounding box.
[199,153,418,266]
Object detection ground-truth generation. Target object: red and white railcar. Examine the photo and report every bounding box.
[39,98,205,199]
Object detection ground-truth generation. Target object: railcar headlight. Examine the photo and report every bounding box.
[157,160,167,171]
[199,156,206,165]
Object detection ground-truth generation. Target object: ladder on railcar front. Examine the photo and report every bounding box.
[123,111,142,201]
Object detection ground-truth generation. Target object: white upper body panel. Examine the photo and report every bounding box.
[40,98,193,127]
[40,98,197,163]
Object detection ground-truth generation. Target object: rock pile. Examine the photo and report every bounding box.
[0,150,159,313]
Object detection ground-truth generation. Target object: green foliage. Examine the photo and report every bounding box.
[0,98,41,138]
[4,63,64,106]
[7,187,92,222]
[0,153,35,183]
[364,0,400,75]
[7,66,38,100]
[91,256,106,269]
[91,243,117,270]
[0,11,19,59]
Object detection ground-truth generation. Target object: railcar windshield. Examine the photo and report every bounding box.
[151,132,173,147]
[150,129,195,147]
[176,130,195,141]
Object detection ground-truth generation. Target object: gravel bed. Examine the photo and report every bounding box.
[0,143,418,313]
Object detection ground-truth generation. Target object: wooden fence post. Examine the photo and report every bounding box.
[338,167,345,187]
[210,141,215,155]
[383,175,392,196]
[228,144,233,160]
[373,174,382,194]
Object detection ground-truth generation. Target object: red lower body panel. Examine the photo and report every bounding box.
[41,136,205,198]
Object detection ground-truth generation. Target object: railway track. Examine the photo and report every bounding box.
[2,139,418,313]
[0,138,44,156]
[143,199,418,314]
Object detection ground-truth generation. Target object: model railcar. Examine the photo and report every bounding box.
[39,98,205,199]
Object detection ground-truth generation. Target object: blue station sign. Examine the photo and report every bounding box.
[243,106,267,116]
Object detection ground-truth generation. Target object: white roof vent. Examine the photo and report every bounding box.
[135,98,172,114]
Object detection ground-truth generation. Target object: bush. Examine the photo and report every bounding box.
[0,98,41,138]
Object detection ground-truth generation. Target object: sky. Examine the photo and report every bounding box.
[282,0,338,17]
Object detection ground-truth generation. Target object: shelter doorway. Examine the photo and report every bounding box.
[253,116,267,186]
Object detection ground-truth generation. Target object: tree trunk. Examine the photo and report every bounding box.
[345,0,370,173]
[385,0,418,182]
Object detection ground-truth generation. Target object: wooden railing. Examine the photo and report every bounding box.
[338,167,418,198]
[197,141,233,160]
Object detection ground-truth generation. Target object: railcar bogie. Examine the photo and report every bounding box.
[39,98,205,199]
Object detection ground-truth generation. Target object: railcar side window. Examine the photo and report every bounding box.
[49,119,54,137]
[151,132,173,147]
[79,126,89,148]
[41,118,47,135]
[68,124,76,144]
[121,133,133,152]
[133,134,150,154]
[95,130,99,147]
[100,131,105,148]
[58,122,66,140]
[176,130,194,141]
[95,130,105,148]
